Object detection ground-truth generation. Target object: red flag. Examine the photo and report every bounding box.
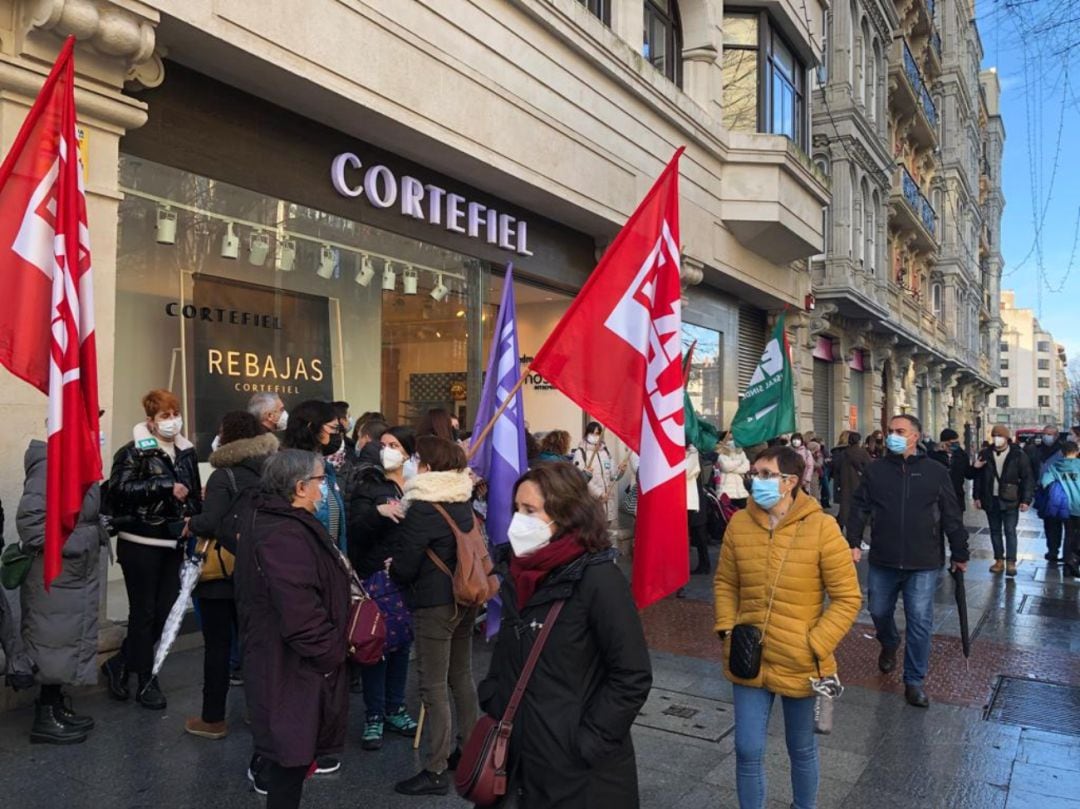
[532,149,687,608]
[0,36,101,588]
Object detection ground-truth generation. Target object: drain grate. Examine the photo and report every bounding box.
[1019,595,1080,619]
[635,688,734,741]
[1018,529,1045,538]
[985,676,1080,735]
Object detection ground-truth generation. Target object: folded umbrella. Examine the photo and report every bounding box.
[950,567,971,658]
[152,539,208,676]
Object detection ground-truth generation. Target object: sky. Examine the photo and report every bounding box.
[977,1,1079,368]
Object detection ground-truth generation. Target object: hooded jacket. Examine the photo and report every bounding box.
[846,453,969,569]
[1041,457,1080,517]
[346,460,404,579]
[713,491,861,698]
[390,470,474,609]
[17,440,107,686]
[1025,436,1067,485]
[235,494,350,768]
[478,547,651,809]
[107,423,202,546]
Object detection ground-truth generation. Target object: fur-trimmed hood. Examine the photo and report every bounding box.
[402,469,473,507]
[133,421,193,452]
[209,433,279,469]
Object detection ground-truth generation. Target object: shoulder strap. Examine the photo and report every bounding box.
[762,522,800,636]
[426,502,460,578]
[501,601,565,725]
[224,467,238,497]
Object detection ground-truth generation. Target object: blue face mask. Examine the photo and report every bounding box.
[1043,435,1055,446]
[885,434,909,454]
[318,478,329,504]
[751,477,783,509]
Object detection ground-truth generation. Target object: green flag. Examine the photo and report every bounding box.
[684,391,720,453]
[731,315,796,447]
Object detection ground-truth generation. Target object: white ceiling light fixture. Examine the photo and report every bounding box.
[275,238,296,272]
[403,265,419,295]
[156,205,177,245]
[316,244,336,279]
[382,261,397,292]
[430,274,450,302]
[354,254,375,287]
[248,231,271,266]
[220,222,240,259]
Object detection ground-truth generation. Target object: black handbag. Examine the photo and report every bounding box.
[727,525,800,680]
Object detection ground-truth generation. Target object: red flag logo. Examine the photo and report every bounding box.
[0,37,101,588]
[532,149,687,608]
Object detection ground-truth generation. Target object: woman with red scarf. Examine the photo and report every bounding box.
[477,463,652,808]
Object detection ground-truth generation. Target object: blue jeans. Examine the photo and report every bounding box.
[359,644,411,720]
[986,497,1019,561]
[732,684,818,809]
[867,565,937,686]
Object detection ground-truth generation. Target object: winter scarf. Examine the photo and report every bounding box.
[509,536,586,609]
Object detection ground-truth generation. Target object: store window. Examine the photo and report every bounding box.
[682,322,723,427]
[722,11,806,147]
[644,0,683,86]
[116,156,495,452]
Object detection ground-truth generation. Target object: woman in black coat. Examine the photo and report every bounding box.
[478,462,652,809]
[347,425,419,750]
[184,412,277,740]
[235,450,350,809]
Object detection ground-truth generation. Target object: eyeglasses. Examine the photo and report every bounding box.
[305,474,326,483]
[748,471,795,481]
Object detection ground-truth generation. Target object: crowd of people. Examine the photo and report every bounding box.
[1,385,1078,809]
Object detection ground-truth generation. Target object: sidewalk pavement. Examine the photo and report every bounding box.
[1,508,1078,808]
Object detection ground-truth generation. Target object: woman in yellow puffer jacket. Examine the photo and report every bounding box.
[714,445,861,809]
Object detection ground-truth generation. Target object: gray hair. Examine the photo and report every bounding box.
[261,449,321,501]
[248,392,282,419]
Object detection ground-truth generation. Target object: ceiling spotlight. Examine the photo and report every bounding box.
[316,244,336,279]
[430,274,450,302]
[382,262,397,292]
[403,265,419,295]
[156,205,177,245]
[220,222,239,259]
[355,254,375,287]
[248,230,270,266]
[275,238,296,272]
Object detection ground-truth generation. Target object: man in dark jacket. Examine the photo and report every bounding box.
[971,425,1034,576]
[929,428,970,511]
[847,414,968,709]
[1025,425,1068,562]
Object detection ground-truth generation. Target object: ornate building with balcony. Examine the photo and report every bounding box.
[810,0,1002,447]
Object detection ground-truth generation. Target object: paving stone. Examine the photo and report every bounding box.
[1009,761,1080,800]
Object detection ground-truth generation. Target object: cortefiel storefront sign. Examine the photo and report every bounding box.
[190,275,333,454]
[331,152,534,257]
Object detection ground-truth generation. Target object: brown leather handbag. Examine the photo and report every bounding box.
[455,601,565,806]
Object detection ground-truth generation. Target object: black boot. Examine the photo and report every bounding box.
[30,701,88,745]
[101,654,129,701]
[135,675,167,710]
[394,770,449,796]
[55,697,95,732]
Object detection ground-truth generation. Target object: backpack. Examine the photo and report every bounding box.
[1045,480,1071,520]
[201,469,252,583]
[426,503,500,608]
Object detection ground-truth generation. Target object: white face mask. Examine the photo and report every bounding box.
[586,434,600,446]
[381,446,405,472]
[508,513,554,557]
[276,409,289,431]
[993,436,1007,448]
[156,416,183,439]
[791,438,803,448]
[403,456,419,482]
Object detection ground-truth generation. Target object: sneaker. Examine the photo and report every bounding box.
[314,755,340,775]
[384,706,419,736]
[228,669,244,687]
[185,717,228,740]
[247,756,269,796]
[394,769,449,796]
[361,718,384,751]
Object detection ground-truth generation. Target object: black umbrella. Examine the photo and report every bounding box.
[950,567,971,658]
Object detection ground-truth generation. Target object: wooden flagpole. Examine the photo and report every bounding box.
[465,371,531,462]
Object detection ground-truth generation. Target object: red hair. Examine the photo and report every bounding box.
[142,389,181,418]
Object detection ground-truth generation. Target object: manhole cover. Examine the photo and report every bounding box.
[635,688,734,741]
[1019,595,1080,619]
[985,677,1080,735]
[1018,530,1044,538]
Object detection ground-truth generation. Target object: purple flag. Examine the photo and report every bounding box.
[469,265,528,637]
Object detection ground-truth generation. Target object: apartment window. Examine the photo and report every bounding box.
[996,395,1009,408]
[1000,358,1008,370]
[644,0,682,86]
[1038,358,1051,370]
[1000,377,1009,388]
[1039,395,1051,408]
[575,0,610,24]
[999,341,1008,353]
[1038,377,1050,388]
[1037,340,1051,353]
[931,282,942,314]
[722,11,807,148]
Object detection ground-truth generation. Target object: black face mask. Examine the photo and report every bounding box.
[322,431,343,457]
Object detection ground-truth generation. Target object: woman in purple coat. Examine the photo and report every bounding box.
[235,449,351,809]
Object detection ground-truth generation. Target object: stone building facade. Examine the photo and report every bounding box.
[809,0,1002,448]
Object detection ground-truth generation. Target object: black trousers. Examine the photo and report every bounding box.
[688,512,710,571]
[198,597,236,723]
[1044,517,1065,557]
[266,762,308,809]
[117,541,181,676]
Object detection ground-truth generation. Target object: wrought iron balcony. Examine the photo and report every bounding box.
[901,166,936,235]
[890,164,937,252]
[902,41,937,130]
[931,31,942,61]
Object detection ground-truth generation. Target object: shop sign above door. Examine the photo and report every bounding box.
[331,152,534,257]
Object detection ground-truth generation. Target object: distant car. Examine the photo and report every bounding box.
[1014,427,1043,445]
